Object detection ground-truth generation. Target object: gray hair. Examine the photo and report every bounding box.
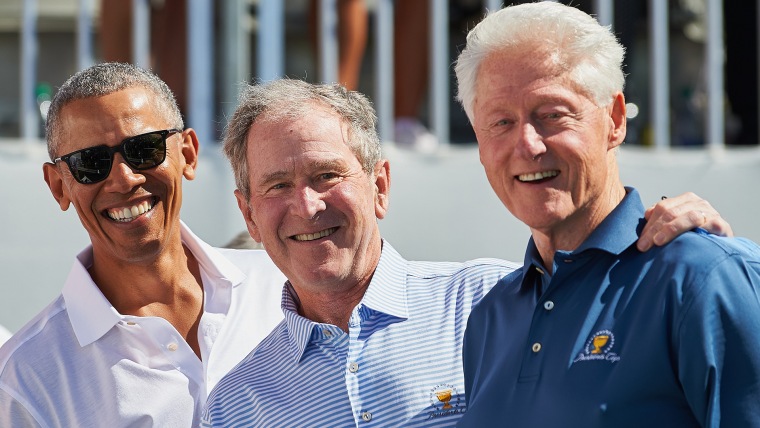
[45,62,183,160]
[455,1,626,121]
[223,79,381,200]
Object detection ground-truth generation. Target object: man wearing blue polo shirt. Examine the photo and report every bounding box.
[454,3,760,427]
[201,78,732,427]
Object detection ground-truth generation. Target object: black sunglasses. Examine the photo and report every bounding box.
[52,129,181,184]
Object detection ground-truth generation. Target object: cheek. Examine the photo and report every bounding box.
[479,143,509,179]
[249,201,278,234]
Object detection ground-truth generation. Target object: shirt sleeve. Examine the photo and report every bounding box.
[0,387,44,428]
[676,252,760,427]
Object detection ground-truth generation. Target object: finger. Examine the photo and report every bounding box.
[701,212,734,237]
[650,209,709,246]
[638,192,710,251]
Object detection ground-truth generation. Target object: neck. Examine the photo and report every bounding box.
[292,278,373,333]
[89,237,204,357]
[532,184,627,274]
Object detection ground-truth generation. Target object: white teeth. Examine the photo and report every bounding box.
[107,200,154,222]
[518,170,559,182]
[293,227,337,242]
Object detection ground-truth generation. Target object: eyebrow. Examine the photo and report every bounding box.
[255,158,349,187]
[257,170,290,188]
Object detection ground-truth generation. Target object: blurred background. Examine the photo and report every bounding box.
[1,0,759,333]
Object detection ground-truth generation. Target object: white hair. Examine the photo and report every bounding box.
[455,1,626,122]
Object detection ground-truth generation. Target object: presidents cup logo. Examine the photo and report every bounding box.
[427,384,464,420]
[573,329,621,364]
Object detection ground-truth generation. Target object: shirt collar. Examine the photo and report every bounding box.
[572,187,644,256]
[358,240,409,319]
[519,187,645,284]
[62,221,245,347]
[280,240,409,362]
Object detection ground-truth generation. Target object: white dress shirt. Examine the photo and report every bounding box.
[0,325,11,347]
[0,222,286,428]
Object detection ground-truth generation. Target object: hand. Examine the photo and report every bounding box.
[637,192,734,252]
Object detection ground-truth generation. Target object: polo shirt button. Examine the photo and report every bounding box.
[167,342,178,352]
[348,362,359,373]
[361,411,372,422]
[126,321,137,326]
[543,301,555,310]
[532,342,542,353]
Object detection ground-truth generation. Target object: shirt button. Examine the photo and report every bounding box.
[361,412,372,422]
[348,362,359,373]
[126,321,137,326]
[324,330,333,337]
[543,301,555,311]
[167,342,178,352]
[532,342,542,353]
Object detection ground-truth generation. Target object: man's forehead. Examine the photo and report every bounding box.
[56,95,166,150]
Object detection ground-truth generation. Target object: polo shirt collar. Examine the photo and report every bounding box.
[359,240,409,319]
[63,221,245,347]
[572,187,644,256]
[519,187,644,287]
[281,239,409,362]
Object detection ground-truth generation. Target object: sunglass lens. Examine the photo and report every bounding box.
[68,148,112,184]
[124,133,167,169]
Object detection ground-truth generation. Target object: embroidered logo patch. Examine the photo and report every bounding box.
[427,384,464,420]
[573,329,620,363]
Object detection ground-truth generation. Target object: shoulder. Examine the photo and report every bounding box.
[214,247,282,273]
[470,268,524,310]
[405,258,519,281]
[402,258,519,299]
[208,321,290,400]
[213,247,287,291]
[0,295,68,377]
[646,231,760,287]
[624,232,760,327]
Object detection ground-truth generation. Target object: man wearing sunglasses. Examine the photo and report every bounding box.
[0,63,286,427]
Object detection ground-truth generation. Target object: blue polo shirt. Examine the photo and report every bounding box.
[458,188,760,428]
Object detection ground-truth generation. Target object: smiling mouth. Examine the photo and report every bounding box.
[105,197,157,222]
[291,227,338,242]
[517,170,559,182]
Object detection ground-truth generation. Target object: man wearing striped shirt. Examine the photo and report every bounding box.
[201,79,730,427]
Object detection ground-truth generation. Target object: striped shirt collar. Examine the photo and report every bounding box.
[280,240,410,362]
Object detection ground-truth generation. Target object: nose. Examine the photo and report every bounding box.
[291,185,326,220]
[102,154,146,193]
[516,121,547,160]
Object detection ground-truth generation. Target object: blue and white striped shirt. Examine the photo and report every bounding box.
[202,241,518,427]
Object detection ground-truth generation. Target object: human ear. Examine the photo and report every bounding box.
[373,159,391,219]
[608,92,627,150]
[234,189,262,243]
[43,163,71,211]
[180,128,200,180]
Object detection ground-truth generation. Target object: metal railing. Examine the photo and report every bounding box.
[16,0,749,149]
